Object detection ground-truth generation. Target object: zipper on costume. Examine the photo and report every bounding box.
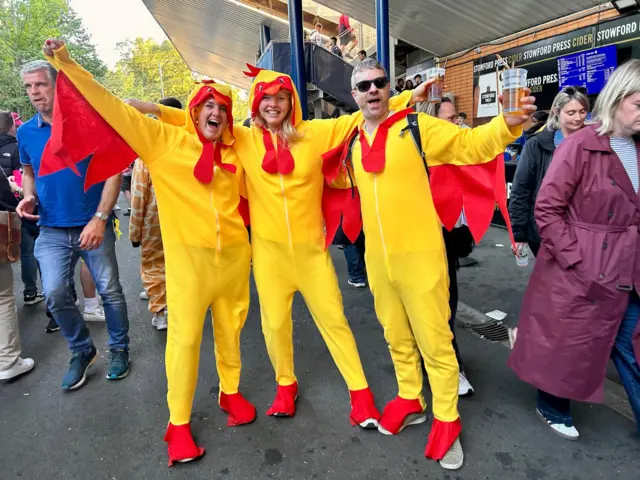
[373,174,390,271]
[210,166,222,262]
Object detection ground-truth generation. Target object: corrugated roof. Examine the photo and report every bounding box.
[314,0,611,56]
[142,0,291,89]
[142,0,612,88]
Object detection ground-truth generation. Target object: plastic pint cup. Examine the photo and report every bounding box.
[427,67,445,103]
[501,68,528,116]
[515,243,529,268]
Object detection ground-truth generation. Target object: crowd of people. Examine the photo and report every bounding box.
[1,32,638,473]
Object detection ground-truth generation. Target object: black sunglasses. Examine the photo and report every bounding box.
[354,76,389,93]
[562,86,587,95]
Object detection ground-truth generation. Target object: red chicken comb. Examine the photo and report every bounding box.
[243,64,264,78]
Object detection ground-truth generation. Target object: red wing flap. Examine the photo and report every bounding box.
[322,186,363,250]
[40,71,138,191]
[321,128,358,184]
[238,196,250,227]
[430,155,514,249]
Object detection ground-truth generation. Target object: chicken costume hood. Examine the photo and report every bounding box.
[245,65,303,176]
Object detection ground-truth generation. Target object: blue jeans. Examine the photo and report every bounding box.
[538,292,640,431]
[343,232,366,284]
[20,221,40,296]
[35,221,129,354]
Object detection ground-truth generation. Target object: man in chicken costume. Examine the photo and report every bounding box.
[151,65,422,425]
[40,40,254,466]
[322,59,535,470]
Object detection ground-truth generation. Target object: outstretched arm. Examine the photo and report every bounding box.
[44,40,179,164]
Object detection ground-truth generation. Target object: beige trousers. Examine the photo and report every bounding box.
[0,262,21,371]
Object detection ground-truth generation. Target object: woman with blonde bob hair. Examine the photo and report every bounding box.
[509,59,640,441]
[509,86,590,257]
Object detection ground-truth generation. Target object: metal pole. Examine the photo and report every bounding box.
[375,0,390,74]
[288,0,308,119]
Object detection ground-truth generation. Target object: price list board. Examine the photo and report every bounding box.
[557,45,617,95]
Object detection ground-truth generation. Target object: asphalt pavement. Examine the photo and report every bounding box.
[1,213,639,480]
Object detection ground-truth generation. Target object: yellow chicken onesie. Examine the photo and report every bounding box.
[129,159,167,326]
[156,67,413,427]
[323,108,520,462]
[42,44,254,466]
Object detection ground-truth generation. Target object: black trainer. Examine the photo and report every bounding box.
[45,317,60,333]
[24,293,45,306]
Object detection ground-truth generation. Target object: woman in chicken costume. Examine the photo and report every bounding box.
[153,65,421,424]
[40,40,254,466]
[321,59,535,470]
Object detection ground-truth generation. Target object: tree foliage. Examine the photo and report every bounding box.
[104,37,249,121]
[0,0,106,117]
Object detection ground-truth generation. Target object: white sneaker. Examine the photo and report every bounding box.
[83,305,106,322]
[459,372,474,396]
[536,409,580,440]
[0,357,35,380]
[439,437,464,470]
[114,204,122,211]
[139,291,149,300]
[348,280,366,288]
[152,311,168,331]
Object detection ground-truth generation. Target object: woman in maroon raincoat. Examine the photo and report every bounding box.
[508,59,640,441]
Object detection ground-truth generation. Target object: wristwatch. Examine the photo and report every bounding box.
[94,212,109,221]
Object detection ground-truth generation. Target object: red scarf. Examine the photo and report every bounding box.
[359,108,412,173]
[261,128,295,175]
[193,142,237,185]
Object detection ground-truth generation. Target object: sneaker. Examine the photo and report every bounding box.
[72,291,80,307]
[61,346,97,391]
[24,293,45,306]
[152,311,168,331]
[536,409,580,440]
[45,317,60,333]
[107,348,130,380]
[439,437,464,470]
[348,279,367,288]
[114,204,122,211]
[0,357,35,381]
[139,291,149,300]
[459,372,474,396]
[83,305,106,322]
[124,208,131,216]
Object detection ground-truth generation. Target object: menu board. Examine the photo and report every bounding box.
[557,45,617,94]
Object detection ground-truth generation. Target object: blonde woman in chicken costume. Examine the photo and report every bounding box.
[153,64,426,425]
[39,39,254,466]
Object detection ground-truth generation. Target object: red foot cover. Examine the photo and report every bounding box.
[265,382,298,417]
[219,391,257,427]
[424,417,462,460]
[378,396,425,435]
[164,422,205,467]
[40,71,137,191]
[349,387,381,426]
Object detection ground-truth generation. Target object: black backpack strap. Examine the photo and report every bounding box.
[401,113,428,179]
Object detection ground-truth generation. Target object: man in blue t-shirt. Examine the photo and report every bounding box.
[15,59,130,391]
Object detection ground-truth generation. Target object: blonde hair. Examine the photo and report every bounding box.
[593,59,640,136]
[251,91,303,145]
[547,88,590,131]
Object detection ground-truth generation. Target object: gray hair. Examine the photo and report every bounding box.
[547,88,590,131]
[351,58,387,89]
[20,60,57,84]
[593,59,640,136]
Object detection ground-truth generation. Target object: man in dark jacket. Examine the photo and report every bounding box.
[508,127,556,256]
[0,111,20,178]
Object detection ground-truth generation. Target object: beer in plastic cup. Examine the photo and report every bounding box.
[515,243,529,267]
[427,67,445,104]
[501,68,528,116]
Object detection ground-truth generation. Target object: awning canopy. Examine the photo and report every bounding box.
[315,0,610,56]
[142,0,612,88]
